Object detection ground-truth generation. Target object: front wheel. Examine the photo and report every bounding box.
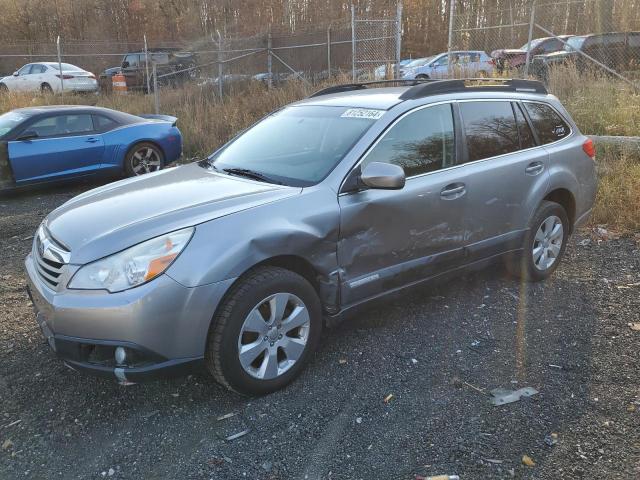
[416,74,430,80]
[205,266,322,395]
[506,201,569,282]
[124,142,164,176]
[0,83,8,93]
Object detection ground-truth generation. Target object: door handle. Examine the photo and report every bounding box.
[440,183,466,199]
[525,162,544,176]
[85,138,99,143]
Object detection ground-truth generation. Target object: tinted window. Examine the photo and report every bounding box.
[29,114,94,137]
[460,101,519,162]
[362,104,455,177]
[123,55,139,68]
[49,63,81,71]
[514,103,536,149]
[523,102,570,144]
[210,106,377,186]
[93,115,118,131]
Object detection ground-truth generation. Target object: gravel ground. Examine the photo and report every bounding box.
[1,183,639,480]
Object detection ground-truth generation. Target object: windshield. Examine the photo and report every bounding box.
[564,36,586,51]
[0,111,28,137]
[520,38,544,51]
[207,106,378,187]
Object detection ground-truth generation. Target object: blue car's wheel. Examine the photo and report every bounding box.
[125,142,164,177]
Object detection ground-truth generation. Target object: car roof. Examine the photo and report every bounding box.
[13,105,109,115]
[294,87,408,110]
[297,80,551,110]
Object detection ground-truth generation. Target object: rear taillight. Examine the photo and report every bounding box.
[582,138,595,159]
[88,73,96,80]
[55,74,74,80]
[489,58,496,65]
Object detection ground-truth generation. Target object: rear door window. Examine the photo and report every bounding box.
[93,115,118,132]
[460,101,519,162]
[362,103,455,177]
[522,102,570,144]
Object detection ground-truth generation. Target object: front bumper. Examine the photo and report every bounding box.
[25,253,235,382]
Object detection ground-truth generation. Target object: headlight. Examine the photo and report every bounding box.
[68,228,194,292]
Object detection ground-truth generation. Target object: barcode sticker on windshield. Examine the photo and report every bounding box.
[341,108,385,120]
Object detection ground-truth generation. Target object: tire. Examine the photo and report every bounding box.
[0,83,7,93]
[416,74,430,80]
[205,266,322,395]
[506,200,570,282]
[41,83,53,94]
[478,70,489,78]
[124,142,164,177]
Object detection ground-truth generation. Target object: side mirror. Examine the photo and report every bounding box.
[12,71,18,76]
[360,162,405,190]
[17,130,38,141]
[122,61,130,69]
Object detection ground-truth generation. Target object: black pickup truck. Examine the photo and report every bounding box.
[99,48,198,92]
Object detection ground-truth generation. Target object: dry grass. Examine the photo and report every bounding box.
[546,64,640,137]
[0,72,638,231]
[592,146,640,231]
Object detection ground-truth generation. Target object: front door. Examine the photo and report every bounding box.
[9,114,105,184]
[338,103,469,306]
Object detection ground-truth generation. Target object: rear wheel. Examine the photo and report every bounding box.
[124,142,164,176]
[41,83,53,94]
[506,201,569,282]
[205,266,322,395]
[0,83,7,93]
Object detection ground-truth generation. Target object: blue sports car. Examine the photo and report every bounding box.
[0,106,182,189]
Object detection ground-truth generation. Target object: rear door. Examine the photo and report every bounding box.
[457,100,550,260]
[8,114,105,184]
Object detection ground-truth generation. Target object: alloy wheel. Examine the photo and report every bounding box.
[532,215,564,271]
[130,146,161,175]
[237,292,311,380]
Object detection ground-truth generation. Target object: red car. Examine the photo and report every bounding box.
[492,35,574,73]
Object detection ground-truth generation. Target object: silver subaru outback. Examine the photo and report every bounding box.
[25,79,597,395]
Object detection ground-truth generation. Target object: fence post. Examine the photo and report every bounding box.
[447,0,456,76]
[56,36,64,99]
[144,34,151,94]
[152,62,159,114]
[327,25,332,78]
[524,1,536,77]
[217,30,224,99]
[351,3,356,82]
[267,30,273,89]
[395,1,403,79]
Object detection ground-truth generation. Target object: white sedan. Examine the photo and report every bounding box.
[0,62,98,94]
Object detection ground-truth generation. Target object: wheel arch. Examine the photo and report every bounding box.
[544,188,576,232]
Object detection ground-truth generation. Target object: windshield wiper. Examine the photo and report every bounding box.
[222,167,282,185]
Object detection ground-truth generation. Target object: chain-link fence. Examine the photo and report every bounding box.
[0,4,403,110]
[351,3,403,81]
[449,0,640,87]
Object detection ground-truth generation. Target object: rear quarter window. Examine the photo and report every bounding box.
[523,102,571,144]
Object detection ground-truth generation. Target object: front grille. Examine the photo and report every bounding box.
[33,227,70,289]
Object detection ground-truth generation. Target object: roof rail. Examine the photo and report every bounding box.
[308,78,434,98]
[399,78,547,100]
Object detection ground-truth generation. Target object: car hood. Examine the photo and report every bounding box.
[44,162,301,264]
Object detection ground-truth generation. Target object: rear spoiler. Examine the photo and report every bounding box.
[138,114,177,126]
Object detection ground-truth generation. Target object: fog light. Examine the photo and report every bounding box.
[114,347,127,366]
